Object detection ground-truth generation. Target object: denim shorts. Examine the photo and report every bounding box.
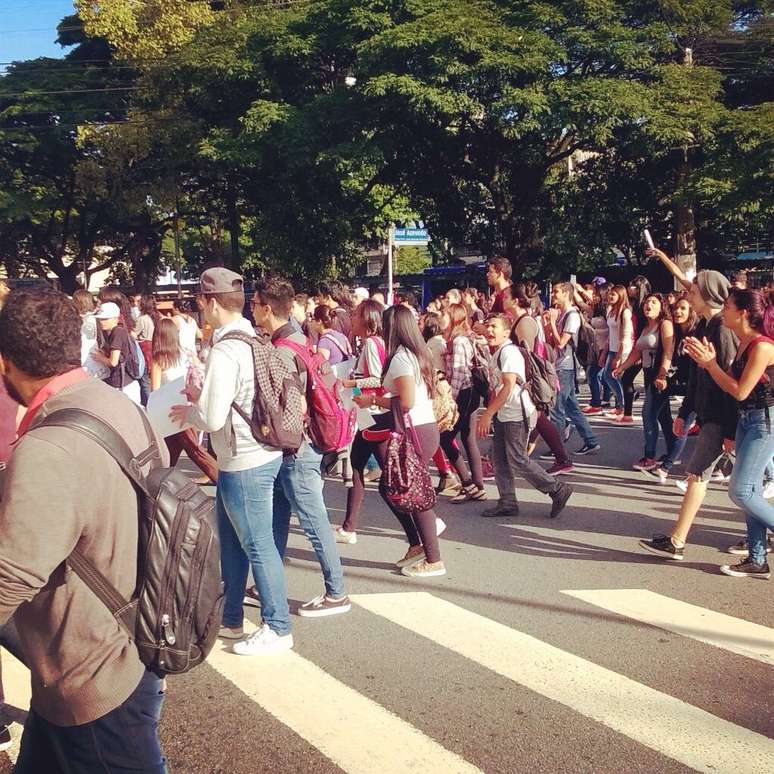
[685,421,725,480]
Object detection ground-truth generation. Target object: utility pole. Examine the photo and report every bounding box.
[386,226,394,305]
[674,47,697,287]
[174,200,182,300]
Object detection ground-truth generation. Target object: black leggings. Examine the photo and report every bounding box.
[343,415,442,562]
[622,364,642,418]
[439,388,483,488]
[373,421,442,563]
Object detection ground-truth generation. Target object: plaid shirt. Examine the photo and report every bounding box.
[446,335,473,400]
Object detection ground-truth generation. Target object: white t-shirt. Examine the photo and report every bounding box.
[493,343,535,423]
[555,308,580,371]
[382,346,436,426]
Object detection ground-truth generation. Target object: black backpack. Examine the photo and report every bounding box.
[38,406,224,677]
[220,330,305,453]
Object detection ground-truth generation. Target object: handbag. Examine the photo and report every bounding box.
[380,399,437,514]
[432,372,459,433]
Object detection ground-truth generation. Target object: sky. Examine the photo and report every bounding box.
[1,0,77,67]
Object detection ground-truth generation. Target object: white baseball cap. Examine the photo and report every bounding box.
[94,302,121,319]
[353,287,369,301]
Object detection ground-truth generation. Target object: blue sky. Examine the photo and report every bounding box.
[1,0,77,65]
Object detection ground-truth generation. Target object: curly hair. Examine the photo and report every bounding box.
[0,288,82,377]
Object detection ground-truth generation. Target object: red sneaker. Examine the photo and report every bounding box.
[582,406,603,415]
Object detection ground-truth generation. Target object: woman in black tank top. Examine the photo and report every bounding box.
[685,288,774,578]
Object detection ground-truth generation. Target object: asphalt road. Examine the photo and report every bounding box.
[2,404,773,774]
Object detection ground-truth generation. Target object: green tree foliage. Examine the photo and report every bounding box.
[6,1,773,287]
[394,246,431,274]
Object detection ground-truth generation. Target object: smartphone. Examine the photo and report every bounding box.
[351,387,361,397]
[644,229,655,250]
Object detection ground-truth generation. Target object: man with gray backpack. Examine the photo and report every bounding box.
[171,267,300,656]
[476,314,573,520]
[0,288,170,772]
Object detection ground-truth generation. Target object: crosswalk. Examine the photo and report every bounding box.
[2,589,773,773]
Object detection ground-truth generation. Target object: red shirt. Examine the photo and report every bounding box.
[491,285,513,319]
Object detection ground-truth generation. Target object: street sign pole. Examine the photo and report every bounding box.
[387,226,394,306]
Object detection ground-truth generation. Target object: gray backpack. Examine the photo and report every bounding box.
[38,405,224,676]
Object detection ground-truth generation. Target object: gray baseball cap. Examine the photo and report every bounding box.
[200,267,244,295]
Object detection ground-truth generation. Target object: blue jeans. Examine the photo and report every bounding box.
[217,457,290,635]
[551,369,597,446]
[601,351,624,409]
[729,408,774,564]
[15,669,166,773]
[587,361,604,407]
[273,443,346,599]
[641,385,690,470]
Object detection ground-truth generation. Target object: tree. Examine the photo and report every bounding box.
[0,15,177,291]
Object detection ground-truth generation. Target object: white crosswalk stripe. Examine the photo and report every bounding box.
[3,591,773,773]
[562,588,774,666]
[206,620,482,774]
[352,592,774,774]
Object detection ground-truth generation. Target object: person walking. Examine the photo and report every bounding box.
[352,305,447,578]
[151,318,217,484]
[601,285,633,420]
[510,293,572,474]
[684,288,774,577]
[544,282,600,456]
[135,295,160,406]
[618,276,651,422]
[336,300,387,542]
[172,299,202,356]
[485,256,513,316]
[310,305,353,365]
[642,296,698,484]
[583,291,611,415]
[251,278,351,616]
[0,288,168,771]
[440,303,486,503]
[92,301,142,404]
[639,270,738,560]
[613,294,676,471]
[477,314,573,519]
[170,268,291,655]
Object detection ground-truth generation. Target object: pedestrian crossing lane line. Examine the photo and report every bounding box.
[352,592,774,774]
[562,588,774,666]
[207,621,482,774]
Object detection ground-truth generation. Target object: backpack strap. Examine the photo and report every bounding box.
[369,336,386,365]
[33,405,160,637]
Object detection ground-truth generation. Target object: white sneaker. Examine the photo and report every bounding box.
[436,518,447,536]
[334,527,357,545]
[764,480,774,499]
[401,559,447,578]
[675,478,689,494]
[232,624,293,656]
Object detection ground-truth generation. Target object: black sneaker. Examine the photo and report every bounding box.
[481,503,520,518]
[0,724,11,752]
[719,559,771,579]
[639,534,684,560]
[727,538,773,556]
[575,443,601,456]
[549,483,573,519]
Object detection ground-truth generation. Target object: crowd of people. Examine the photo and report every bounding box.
[0,253,771,770]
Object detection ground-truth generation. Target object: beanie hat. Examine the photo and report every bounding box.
[696,270,730,310]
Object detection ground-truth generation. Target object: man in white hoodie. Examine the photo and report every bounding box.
[171,268,292,656]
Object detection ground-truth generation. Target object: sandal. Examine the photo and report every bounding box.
[451,484,487,504]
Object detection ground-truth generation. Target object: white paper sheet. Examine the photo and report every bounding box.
[146,377,193,438]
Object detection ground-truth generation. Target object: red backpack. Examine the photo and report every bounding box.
[274,338,356,453]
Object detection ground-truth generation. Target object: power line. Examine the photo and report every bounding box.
[0,86,140,98]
